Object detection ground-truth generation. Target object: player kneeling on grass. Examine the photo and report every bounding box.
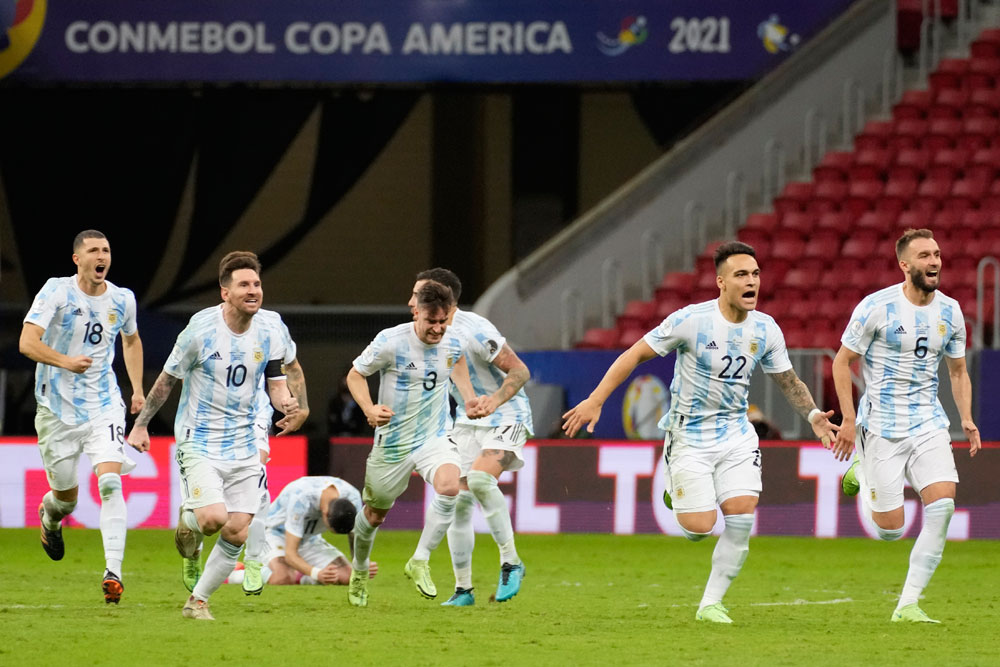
[227,476,378,587]
[563,241,838,624]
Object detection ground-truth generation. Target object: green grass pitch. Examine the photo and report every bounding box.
[3,528,997,666]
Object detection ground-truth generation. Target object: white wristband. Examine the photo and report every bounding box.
[807,408,822,424]
[310,566,321,581]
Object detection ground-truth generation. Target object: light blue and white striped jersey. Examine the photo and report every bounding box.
[23,277,137,425]
[448,309,533,434]
[265,476,362,540]
[164,306,296,460]
[644,300,792,444]
[353,321,466,463]
[841,283,966,438]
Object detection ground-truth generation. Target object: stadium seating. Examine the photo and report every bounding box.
[578,27,1000,350]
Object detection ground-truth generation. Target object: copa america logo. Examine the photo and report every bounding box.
[621,374,669,440]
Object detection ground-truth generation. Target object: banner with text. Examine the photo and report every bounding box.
[0,436,307,528]
[1,0,855,83]
[330,438,1000,539]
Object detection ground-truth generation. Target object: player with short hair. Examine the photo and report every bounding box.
[832,228,979,624]
[404,268,532,606]
[227,476,378,587]
[563,241,838,624]
[20,230,145,604]
[344,280,466,607]
[127,251,308,620]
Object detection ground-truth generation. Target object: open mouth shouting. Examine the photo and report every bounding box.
[94,262,107,279]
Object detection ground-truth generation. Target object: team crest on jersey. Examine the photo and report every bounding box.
[192,487,202,499]
[937,322,947,336]
[675,486,685,499]
[107,311,117,325]
[253,349,264,363]
[447,356,456,368]
[749,341,760,355]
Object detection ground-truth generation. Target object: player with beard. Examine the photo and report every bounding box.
[563,241,838,623]
[832,228,979,624]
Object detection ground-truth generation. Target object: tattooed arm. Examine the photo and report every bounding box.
[274,358,310,435]
[768,369,839,445]
[126,371,179,453]
[468,344,530,418]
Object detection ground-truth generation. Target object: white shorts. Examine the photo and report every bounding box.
[262,532,345,569]
[450,422,527,475]
[177,450,264,514]
[663,428,762,513]
[857,426,958,512]
[362,435,461,510]
[255,419,271,458]
[35,403,135,491]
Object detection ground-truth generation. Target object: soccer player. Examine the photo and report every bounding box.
[404,268,531,606]
[344,280,466,607]
[563,241,838,624]
[227,475,378,587]
[19,230,144,604]
[126,251,308,620]
[832,228,980,624]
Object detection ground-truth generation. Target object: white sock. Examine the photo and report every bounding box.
[299,576,319,585]
[468,470,519,565]
[700,513,754,608]
[182,508,204,535]
[447,490,476,589]
[97,473,126,576]
[245,515,266,563]
[192,537,242,602]
[261,565,273,584]
[351,511,377,571]
[41,491,76,530]
[897,498,954,609]
[413,493,458,561]
[227,570,245,585]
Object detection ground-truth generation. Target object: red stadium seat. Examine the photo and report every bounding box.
[656,295,687,319]
[967,57,1000,90]
[737,228,771,254]
[845,180,883,216]
[811,181,849,211]
[890,119,928,150]
[966,148,1000,182]
[855,210,897,234]
[770,235,807,262]
[927,147,970,181]
[855,120,894,149]
[890,148,931,181]
[959,117,999,152]
[576,327,619,349]
[773,182,814,217]
[924,118,962,151]
[929,88,969,119]
[910,177,953,213]
[815,211,851,235]
[878,178,919,216]
[849,148,895,180]
[617,327,647,349]
[928,58,968,92]
[967,88,1000,118]
[813,151,853,182]
[616,300,658,330]
[945,179,989,212]
[893,89,932,119]
[743,212,780,233]
[842,236,879,260]
[960,209,1000,233]
[780,211,817,236]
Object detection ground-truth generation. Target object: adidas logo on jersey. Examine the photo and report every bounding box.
[208,351,223,360]
[895,325,906,334]
[72,308,84,316]
[405,362,417,370]
[705,341,719,350]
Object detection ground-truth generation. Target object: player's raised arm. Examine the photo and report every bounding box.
[562,339,657,436]
[125,371,178,453]
[19,321,93,373]
[767,368,840,451]
[945,355,981,457]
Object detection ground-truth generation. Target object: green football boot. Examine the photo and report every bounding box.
[842,457,861,497]
[404,558,437,599]
[696,602,733,624]
[891,604,940,624]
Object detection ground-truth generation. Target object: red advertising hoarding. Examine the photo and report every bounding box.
[330,438,1000,539]
[0,436,307,528]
